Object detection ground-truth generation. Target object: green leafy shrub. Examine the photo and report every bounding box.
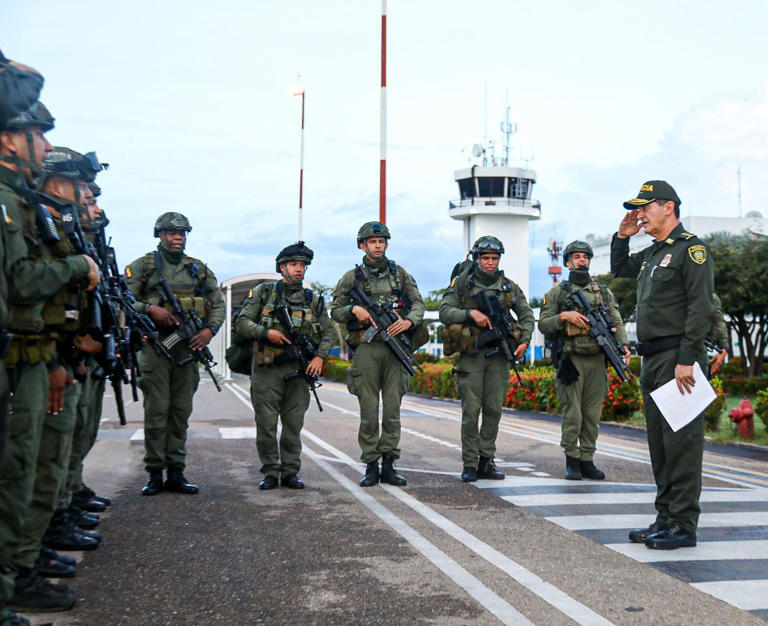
[324,359,352,381]
[601,369,643,422]
[722,376,768,396]
[504,367,560,413]
[754,389,768,430]
[628,356,642,376]
[704,376,727,431]
[721,357,744,377]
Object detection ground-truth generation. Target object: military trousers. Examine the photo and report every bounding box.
[346,342,408,463]
[63,361,105,507]
[250,359,310,478]
[455,352,509,467]
[640,347,706,534]
[555,353,608,461]
[138,341,200,472]
[0,361,48,607]
[15,366,80,569]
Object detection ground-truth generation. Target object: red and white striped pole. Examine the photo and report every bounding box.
[293,82,306,240]
[379,0,387,224]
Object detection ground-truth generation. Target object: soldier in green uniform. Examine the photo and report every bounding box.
[440,236,534,482]
[234,242,335,490]
[612,180,714,550]
[539,240,630,480]
[707,293,729,376]
[331,222,425,487]
[12,148,106,596]
[0,102,100,617]
[126,212,225,496]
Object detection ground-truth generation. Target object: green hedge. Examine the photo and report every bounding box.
[755,389,768,430]
[324,358,352,382]
[705,376,727,431]
[722,376,768,396]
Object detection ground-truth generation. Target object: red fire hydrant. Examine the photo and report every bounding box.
[729,397,754,439]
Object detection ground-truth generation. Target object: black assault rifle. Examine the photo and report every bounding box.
[566,286,632,383]
[273,302,323,411]
[154,276,222,392]
[346,265,423,376]
[476,290,525,387]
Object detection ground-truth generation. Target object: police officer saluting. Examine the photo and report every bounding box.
[539,240,629,480]
[332,222,425,487]
[234,242,335,490]
[440,236,534,482]
[126,212,225,496]
[612,180,714,550]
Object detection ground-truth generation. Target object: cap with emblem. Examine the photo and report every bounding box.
[154,212,192,237]
[623,180,681,210]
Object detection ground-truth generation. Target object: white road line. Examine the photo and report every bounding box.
[129,429,144,441]
[548,512,768,531]
[401,427,462,451]
[302,443,532,626]
[301,429,613,626]
[503,488,768,507]
[691,580,768,611]
[220,427,256,439]
[604,540,768,563]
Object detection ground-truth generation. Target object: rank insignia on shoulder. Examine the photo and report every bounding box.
[688,244,707,264]
[665,238,675,244]
[125,267,132,278]
[681,232,695,239]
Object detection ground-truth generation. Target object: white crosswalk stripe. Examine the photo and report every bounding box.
[478,477,768,620]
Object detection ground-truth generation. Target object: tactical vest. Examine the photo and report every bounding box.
[139,250,211,317]
[557,280,610,356]
[442,270,521,356]
[255,281,324,366]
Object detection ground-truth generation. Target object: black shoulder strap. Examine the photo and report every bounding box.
[274,280,284,307]
[304,287,314,306]
[153,250,163,281]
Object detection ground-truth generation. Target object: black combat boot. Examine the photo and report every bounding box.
[9,567,75,613]
[579,459,605,480]
[72,493,106,512]
[477,457,505,480]
[40,545,76,567]
[565,454,582,480]
[34,551,76,579]
[42,511,100,551]
[380,455,407,486]
[259,475,278,490]
[164,468,199,494]
[67,504,99,529]
[461,466,478,482]
[78,483,111,506]
[281,474,305,489]
[359,460,380,487]
[141,469,164,496]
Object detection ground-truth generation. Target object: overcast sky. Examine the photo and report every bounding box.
[3,0,767,299]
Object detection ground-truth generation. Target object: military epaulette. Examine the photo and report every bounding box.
[680,232,696,240]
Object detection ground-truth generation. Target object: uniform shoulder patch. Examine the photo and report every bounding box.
[450,276,457,288]
[125,266,132,278]
[688,244,707,264]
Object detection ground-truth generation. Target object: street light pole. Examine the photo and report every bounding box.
[380,0,387,225]
[293,85,305,240]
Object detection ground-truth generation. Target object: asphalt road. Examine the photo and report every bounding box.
[24,373,768,625]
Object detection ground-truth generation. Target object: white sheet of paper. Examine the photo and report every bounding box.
[649,362,716,432]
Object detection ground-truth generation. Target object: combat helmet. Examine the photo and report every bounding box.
[0,51,44,132]
[42,147,105,183]
[275,241,314,272]
[356,221,390,245]
[154,212,192,237]
[563,240,593,264]
[4,100,54,132]
[470,235,504,260]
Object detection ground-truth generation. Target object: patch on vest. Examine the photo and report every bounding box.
[659,253,672,268]
[125,267,132,278]
[688,245,706,264]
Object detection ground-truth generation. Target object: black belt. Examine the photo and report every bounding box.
[0,331,13,359]
[636,335,682,357]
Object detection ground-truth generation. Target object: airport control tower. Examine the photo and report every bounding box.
[448,111,540,295]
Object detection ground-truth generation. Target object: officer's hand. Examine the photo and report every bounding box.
[74,333,103,354]
[559,310,589,328]
[306,355,324,378]
[709,350,727,374]
[190,328,214,351]
[149,304,179,327]
[470,309,492,328]
[267,329,291,345]
[82,255,101,291]
[514,342,528,360]
[387,313,412,337]
[351,305,376,327]
[674,363,696,395]
[48,366,74,416]
[618,209,642,238]
[623,345,631,366]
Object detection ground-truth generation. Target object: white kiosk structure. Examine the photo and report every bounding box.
[448,117,540,296]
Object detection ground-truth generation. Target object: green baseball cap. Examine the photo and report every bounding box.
[623,180,681,210]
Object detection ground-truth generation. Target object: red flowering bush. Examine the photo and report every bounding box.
[601,369,642,422]
[504,367,560,413]
[408,362,458,398]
